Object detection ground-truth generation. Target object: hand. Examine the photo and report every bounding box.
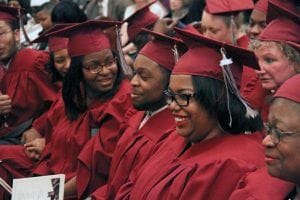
[153,18,177,35]
[0,94,11,115]
[21,127,41,144]
[24,138,45,161]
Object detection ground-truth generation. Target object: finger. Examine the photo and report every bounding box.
[26,146,38,151]
[0,95,10,101]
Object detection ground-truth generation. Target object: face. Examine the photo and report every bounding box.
[255,43,296,91]
[8,0,21,8]
[0,21,19,63]
[247,9,266,40]
[168,74,220,143]
[82,49,118,96]
[169,0,184,11]
[201,11,235,43]
[131,54,168,111]
[53,48,71,78]
[262,98,300,184]
[35,11,52,31]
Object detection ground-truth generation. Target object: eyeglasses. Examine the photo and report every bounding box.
[264,122,300,144]
[163,90,196,107]
[83,58,117,74]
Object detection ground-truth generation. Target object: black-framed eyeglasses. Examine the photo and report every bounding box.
[83,58,117,74]
[264,122,300,145]
[163,90,196,107]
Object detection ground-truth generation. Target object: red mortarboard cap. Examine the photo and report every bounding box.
[31,24,72,52]
[254,0,268,14]
[0,5,22,21]
[274,74,300,104]
[258,17,300,52]
[124,0,159,41]
[266,0,300,23]
[205,0,254,14]
[139,28,187,71]
[173,28,259,85]
[46,20,122,57]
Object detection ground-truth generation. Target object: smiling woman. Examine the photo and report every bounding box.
[113,28,292,200]
[263,74,300,199]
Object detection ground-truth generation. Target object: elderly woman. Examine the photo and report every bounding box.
[0,20,133,199]
[111,28,274,199]
[263,74,300,199]
[251,0,300,120]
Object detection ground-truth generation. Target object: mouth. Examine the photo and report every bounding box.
[97,78,113,85]
[173,115,190,127]
[265,154,279,165]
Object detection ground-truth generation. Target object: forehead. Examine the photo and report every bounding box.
[255,42,285,56]
[269,98,300,127]
[0,20,11,30]
[250,9,266,21]
[201,11,228,27]
[82,49,113,62]
[169,74,194,91]
[133,54,161,72]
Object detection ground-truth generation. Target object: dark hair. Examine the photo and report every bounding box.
[62,51,124,121]
[46,52,63,83]
[35,2,56,14]
[5,19,20,30]
[51,0,87,23]
[192,76,263,133]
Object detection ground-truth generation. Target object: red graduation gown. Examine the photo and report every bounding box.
[0,48,58,138]
[0,80,132,189]
[33,80,132,181]
[89,108,176,200]
[115,132,289,200]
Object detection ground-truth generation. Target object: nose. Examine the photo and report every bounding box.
[249,24,261,36]
[130,74,139,87]
[64,58,71,71]
[167,99,181,112]
[262,134,276,147]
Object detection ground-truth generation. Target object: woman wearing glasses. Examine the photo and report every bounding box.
[114,29,291,199]
[0,20,133,199]
[263,74,300,199]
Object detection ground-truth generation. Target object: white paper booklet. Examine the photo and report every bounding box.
[11,174,65,200]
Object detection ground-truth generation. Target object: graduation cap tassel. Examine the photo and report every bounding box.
[18,9,31,47]
[115,25,133,80]
[219,48,258,127]
[172,44,179,63]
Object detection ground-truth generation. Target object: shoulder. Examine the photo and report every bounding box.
[11,48,49,71]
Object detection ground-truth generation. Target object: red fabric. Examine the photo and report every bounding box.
[48,37,69,52]
[125,1,159,41]
[229,167,294,200]
[115,132,291,200]
[33,80,132,180]
[267,0,300,23]
[205,0,254,14]
[254,0,268,14]
[139,29,185,71]
[0,5,19,21]
[90,108,175,200]
[274,74,300,104]
[48,20,122,57]
[259,17,300,53]
[0,48,58,138]
[173,43,243,86]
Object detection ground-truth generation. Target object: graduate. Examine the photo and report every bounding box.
[263,74,300,199]
[0,5,58,144]
[81,29,186,199]
[0,20,133,199]
[114,28,291,200]
[201,0,267,116]
[251,0,300,120]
